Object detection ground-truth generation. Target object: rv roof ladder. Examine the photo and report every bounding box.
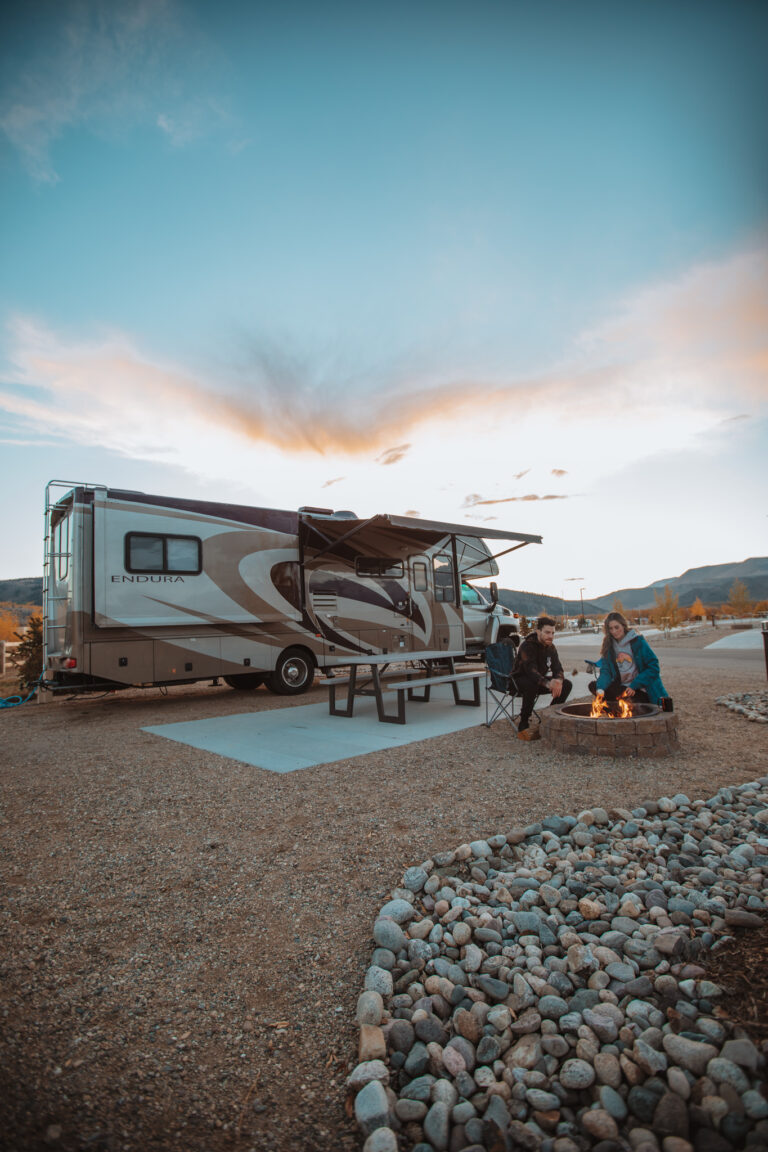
[42,480,105,671]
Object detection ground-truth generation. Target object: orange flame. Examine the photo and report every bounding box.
[590,694,632,719]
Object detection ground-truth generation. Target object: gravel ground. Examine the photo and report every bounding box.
[0,640,766,1152]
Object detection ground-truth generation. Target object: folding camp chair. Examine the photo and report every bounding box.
[484,642,542,729]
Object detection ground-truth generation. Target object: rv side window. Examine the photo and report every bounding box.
[126,533,202,574]
[412,561,428,592]
[355,558,404,578]
[433,553,456,602]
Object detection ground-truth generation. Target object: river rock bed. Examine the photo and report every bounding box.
[350,778,768,1152]
[716,693,768,723]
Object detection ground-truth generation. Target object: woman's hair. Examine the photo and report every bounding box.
[601,611,630,659]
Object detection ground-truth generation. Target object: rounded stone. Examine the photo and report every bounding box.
[378,898,416,924]
[599,1084,628,1121]
[355,1080,390,1136]
[451,921,471,946]
[423,1100,450,1151]
[373,918,406,952]
[705,1056,750,1094]
[743,1089,768,1120]
[403,866,429,892]
[539,995,569,1020]
[363,1127,399,1152]
[581,1108,618,1140]
[662,1034,718,1075]
[357,991,385,1026]
[365,966,394,997]
[559,1058,596,1090]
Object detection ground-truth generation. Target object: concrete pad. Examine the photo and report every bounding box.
[706,630,764,650]
[144,673,596,773]
[143,684,488,773]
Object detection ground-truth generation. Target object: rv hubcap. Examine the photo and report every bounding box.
[284,659,307,686]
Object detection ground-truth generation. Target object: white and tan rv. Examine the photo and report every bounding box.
[42,481,540,696]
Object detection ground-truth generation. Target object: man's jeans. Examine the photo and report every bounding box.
[513,675,572,730]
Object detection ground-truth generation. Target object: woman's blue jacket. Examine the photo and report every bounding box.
[596,633,668,704]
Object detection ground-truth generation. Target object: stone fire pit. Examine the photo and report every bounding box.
[541,700,680,757]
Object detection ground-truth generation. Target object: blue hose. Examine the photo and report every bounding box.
[1,674,43,708]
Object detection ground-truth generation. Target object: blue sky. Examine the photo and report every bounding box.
[1,0,766,598]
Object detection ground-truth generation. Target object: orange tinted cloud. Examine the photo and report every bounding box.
[551,468,567,476]
[3,244,766,462]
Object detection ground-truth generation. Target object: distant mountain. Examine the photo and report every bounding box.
[479,588,606,618]
[590,557,768,610]
[479,557,768,617]
[0,577,42,606]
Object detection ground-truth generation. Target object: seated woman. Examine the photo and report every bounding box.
[590,612,669,706]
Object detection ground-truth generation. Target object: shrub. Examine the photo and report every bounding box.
[9,614,43,691]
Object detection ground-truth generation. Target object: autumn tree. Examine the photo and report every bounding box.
[0,606,20,642]
[690,596,706,621]
[652,584,681,629]
[612,598,625,615]
[725,579,753,618]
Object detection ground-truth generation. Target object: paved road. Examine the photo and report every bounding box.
[555,639,765,674]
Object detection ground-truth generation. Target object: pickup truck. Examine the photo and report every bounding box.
[461,582,519,658]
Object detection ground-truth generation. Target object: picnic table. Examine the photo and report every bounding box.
[319,651,485,725]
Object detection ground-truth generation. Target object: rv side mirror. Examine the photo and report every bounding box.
[489,582,498,604]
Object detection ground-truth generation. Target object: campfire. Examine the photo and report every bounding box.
[541,698,679,757]
[590,694,632,719]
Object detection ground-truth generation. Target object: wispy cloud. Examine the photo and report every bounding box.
[551,468,567,476]
[462,493,569,506]
[322,476,344,487]
[376,444,411,466]
[513,469,530,480]
[0,1,230,182]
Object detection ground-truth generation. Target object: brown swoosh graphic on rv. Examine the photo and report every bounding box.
[203,529,300,622]
[141,595,373,656]
[309,573,426,631]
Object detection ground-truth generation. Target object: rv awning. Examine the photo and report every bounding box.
[363,514,541,545]
[299,511,542,564]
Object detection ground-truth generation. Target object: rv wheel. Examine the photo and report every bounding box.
[223,673,264,691]
[266,648,314,695]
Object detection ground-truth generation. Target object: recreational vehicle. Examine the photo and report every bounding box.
[42,481,540,696]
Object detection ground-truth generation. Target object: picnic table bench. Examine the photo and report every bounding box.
[319,652,485,725]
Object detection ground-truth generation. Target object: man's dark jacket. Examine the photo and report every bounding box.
[511,632,564,688]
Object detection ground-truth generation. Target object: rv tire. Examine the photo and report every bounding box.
[223,673,264,691]
[266,647,315,695]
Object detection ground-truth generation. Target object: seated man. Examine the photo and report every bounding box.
[511,615,572,741]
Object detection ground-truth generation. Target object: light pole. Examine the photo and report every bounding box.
[580,587,586,628]
[564,577,584,629]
